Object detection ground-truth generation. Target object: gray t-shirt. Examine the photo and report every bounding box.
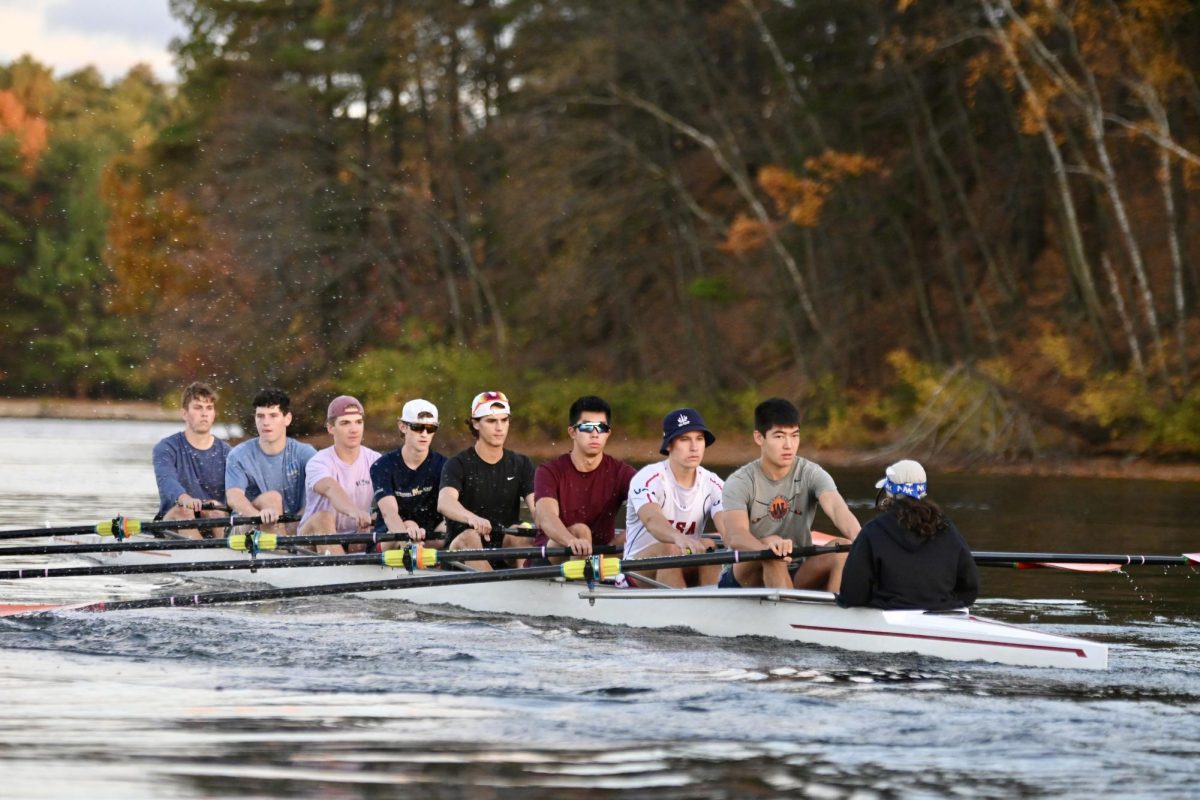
[225,438,317,517]
[721,457,838,548]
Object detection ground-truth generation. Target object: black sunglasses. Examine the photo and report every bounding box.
[406,423,439,434]
[574,421,611,434]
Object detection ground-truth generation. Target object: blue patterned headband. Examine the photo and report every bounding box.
[883,479,927,500]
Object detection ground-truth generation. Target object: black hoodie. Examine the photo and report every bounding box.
[837,509,979,610]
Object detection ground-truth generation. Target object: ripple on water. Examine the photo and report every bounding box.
[2,420,1200,798]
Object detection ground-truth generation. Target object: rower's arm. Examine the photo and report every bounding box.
[437,486,488,531]
[376,495,412,533]
[224,487,259,518]
[152,439,189,508]
[533,497,573,546]
[312,477,365,521]
[722,509,764,550]
[818,490,861,540]
[722,509,791,556]
[637,503,694,550]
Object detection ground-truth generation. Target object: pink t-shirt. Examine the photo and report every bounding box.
[300,445,381,533]
[533,453,636,546]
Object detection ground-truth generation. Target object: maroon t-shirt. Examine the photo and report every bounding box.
[533,453,636,546]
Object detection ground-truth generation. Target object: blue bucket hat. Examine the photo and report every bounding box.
[659,408,716,455]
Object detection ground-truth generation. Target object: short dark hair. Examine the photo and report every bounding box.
[252,388,291,414]
[569,395,611,427]
[181,381,217,408]
[754,397,801,434]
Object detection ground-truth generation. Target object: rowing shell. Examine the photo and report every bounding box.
[69,536,1108,670]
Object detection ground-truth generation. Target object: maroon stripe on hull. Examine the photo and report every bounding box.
[789,623,1089,658]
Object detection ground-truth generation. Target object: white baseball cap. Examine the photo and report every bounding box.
[875,459,929,499]
[470,390,511,419]
[400,399,439,425]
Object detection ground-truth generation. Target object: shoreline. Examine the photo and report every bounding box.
[2,397,1198,482]
[0,397,178,422]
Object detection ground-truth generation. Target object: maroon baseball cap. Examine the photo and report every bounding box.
[327,395,364,421]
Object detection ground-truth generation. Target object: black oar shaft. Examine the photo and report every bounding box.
[66,547,823,613]
[972,551,1191,566]
[0,514,300,542]
[0,531,408,557]
[0,545,623,581]
[86,564,571,611]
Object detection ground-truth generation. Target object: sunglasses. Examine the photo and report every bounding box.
[406,423,439,434]
[573,421,611,434]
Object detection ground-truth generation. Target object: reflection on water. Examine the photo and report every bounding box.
[0,419,1198,798]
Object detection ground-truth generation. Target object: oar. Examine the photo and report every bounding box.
[0,547,827,616]
[0,544,624,581]
[808,530,1198,573]
[0,513,299,542]
[0,530,414,558]
[973,551,1200,570]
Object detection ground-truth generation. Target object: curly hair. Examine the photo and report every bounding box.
[879,495,949,539]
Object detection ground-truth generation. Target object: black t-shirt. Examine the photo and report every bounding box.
[370,448,447,536]
[441,447,536,539]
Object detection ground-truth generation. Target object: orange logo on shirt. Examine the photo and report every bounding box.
[768,495,790,520]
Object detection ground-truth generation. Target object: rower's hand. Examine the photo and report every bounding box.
[176,494,203,514]
[567,537,592,557]
[678,535,715,555]
[354,511,373,530]
[674,534,700,555]
[467,514,492,539]
[257,509,279,525]
[765,537,793,560]
[405,522,425,542]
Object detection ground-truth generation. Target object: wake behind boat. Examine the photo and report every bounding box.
[51,532,1109,671]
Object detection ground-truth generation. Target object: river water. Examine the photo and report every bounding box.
[0,418,1196,799]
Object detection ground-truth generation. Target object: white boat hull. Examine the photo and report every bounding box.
[79,537,1109,670]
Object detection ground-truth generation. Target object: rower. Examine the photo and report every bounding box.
[622,408,727,587]
[224,388,317,534]
[719,398,860,591]
[152,381,232,539]
[437,391,535,571]
[532,395,636,563]
[370,398,448,550]
[297,395,381,554]
[838,460,979,610]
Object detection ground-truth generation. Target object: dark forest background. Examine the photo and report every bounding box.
[2,0,1200,459]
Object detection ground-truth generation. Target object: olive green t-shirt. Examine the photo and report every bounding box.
[721,457,837,548]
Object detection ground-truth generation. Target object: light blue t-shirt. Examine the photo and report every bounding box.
[225,438,317,517]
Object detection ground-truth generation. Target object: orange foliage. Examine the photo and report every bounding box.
[757,151,884,229]
[719,213,772,255]
[100,162,228,315]
[0,90,48,172]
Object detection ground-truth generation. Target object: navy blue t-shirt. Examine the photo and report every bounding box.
[370,448,448,536]
[152,431,231,516]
